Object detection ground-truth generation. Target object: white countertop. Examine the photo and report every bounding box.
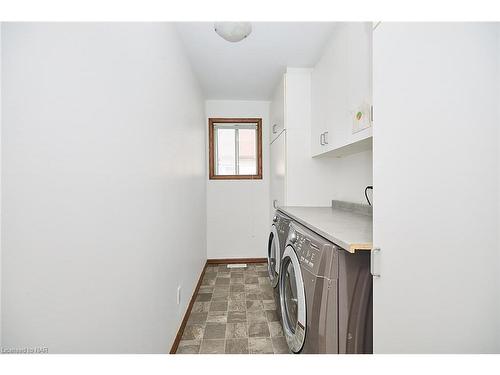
[278,205,373,253]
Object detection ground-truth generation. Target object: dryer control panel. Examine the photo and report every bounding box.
[275,211,292,235]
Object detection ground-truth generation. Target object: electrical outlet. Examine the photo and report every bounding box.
[177,286,182,305]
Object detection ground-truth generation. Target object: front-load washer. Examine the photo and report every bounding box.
[267,210,292,315]
[278,221,372,354]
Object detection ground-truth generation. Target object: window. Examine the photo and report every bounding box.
[209,118,262,180]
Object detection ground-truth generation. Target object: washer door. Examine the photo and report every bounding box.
[279,245,306,353]
[267,226,281,288]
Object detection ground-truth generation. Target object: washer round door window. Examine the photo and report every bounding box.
[267,226,281,288]
[279,245,306,353]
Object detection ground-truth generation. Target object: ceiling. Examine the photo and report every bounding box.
[175,22,336,100]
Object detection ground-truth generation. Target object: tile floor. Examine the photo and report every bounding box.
[176,263,290,354]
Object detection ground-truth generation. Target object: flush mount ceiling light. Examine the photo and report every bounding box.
[214,22,252,43]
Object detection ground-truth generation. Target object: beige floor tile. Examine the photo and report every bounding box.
[207,311,228,323]
[204,323,226,340]
[198,285,215,294]
[215,277,230,285]
[212,292,229,301]
[249,338,274,354]
[226,323,248,339]
[272,337,290,354]
[265,310,279,322]
[192,301,211,313]
[182,324,204,340]
[210,301,228,312]
[244,276,259,285]
[225,339,249,354]
[230,277,244,284]
[258,277,271,286]
[201,278,215,286]
[230,284,245,292]
[263,300,276,310]
[196,293,212,302]
[269,321,284,337]
[247,310,267,323]
[227,311,246,323]
[260,290,274,300]
[246,300,263,311]
[188,312,208,324]
[200,339,225,354]
[228,300,246,312]
[177,340,201,354]
[245,284,260,292]
[229,292,246,301]
[248,322,270,338]
[245,292,262,301]
[213,284,230,292]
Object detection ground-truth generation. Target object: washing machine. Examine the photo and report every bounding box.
[267,210,292,315]
[278,221,373,354]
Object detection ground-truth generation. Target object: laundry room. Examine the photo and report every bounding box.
[1,2,500,372]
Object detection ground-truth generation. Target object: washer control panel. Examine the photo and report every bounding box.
[288,222,337,279]
[295,232,322,272]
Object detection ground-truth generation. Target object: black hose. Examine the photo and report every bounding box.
[364,186,373,206]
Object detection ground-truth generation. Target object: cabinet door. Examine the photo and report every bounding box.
[311,23,358,156]
[347,22,373,142]
[373,22,500,353]
[270,131,286,214]
[270,75,285,143]
[311,63,328,156]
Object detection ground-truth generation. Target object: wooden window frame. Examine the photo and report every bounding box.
[209,118,263,180]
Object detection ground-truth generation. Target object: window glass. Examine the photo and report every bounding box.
[238,128,257,175]
[215,128,236,175]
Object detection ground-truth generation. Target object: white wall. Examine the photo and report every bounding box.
[0,23,2,347]
[206,100,270,259]
[325,150,373,205]
[1,23,206,353]
[497,25,500,348]
[373,22,499,353]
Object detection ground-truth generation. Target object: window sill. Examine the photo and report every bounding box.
[209,175,263,180]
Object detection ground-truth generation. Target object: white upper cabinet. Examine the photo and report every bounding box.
[270,68,337,211]
[270,75,285,143]
[311,23,373,157]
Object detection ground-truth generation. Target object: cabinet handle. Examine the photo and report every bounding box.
[272,124,278,134]
[273,199,279,209]
[371,247,381,277]
[323,131,328,145]
[320,133,325,145]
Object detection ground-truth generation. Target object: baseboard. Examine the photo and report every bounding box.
[169,260,208,354]
[207,258,267,264]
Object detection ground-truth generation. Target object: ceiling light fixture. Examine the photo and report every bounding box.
[214,22,252,43]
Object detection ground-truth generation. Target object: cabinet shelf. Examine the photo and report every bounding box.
[312,136,372,158]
